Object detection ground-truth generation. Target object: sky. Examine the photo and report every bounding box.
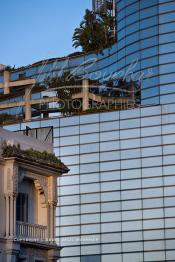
[0,0,91,67]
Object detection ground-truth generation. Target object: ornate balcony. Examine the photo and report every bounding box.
[16,221,47,243]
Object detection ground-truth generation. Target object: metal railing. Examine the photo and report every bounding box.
[16,221,47,242]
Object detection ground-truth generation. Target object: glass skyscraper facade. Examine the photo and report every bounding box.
[4,103,175,262]
[2,1,175,261]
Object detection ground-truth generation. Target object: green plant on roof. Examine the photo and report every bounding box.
[2,142,62,167]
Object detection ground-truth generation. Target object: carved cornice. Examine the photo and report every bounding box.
[1,156,68,176]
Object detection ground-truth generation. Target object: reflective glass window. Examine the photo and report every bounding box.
[122,242,143,252]
[141,56,158,69]
[160,42,175,54]
[160,73,175,85]
[122,231,142,242]
[140,6,158,19]
[160,63,175,74]
[140,0,157,9]
[140,27,158,39]
[81,193,100,204]
[80,133,99,144]
[125,3,139,16]
[101,191,120,202]
[160,12,175,23]
[80,153,99,163]
[80,123,99,134]
[159,32,175,44]
[160,21,175,34]
[81,224,100,234]
[122,220,142,231]
[144,251,165,261]
[140,16,158,30]
[80,143,99,154]
[102,254,122,262]
[141,36,158,49]
[125,13,139,26]
[142,87,159,99]
[60,136,79,146]
[101,222,121,232]
[101,202,120,212]
[141,47,158,59]
[122,189,142,200]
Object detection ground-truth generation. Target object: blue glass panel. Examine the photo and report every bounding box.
[160,53,175,64]
[141,36,158,49]
[159,2,175,13]
[159,22,175,34]
[125,3,139,16]
[141,56,158,69]
[140,6,158,19]
[159,42,175,54]
[140,0,158,8]
[140,27,158,39]
[125,12,139,26]
[142,87,159,99]
[141,47,158,59]
[160,73,175,84]
[140,16,158,30]
[126,22,139,35]
[160,12,175,23]
[160,63,175,74]
[159,32,175,45]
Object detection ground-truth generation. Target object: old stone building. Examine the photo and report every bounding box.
[0,129,68,262]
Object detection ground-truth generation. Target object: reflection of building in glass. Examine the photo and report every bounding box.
[2,0,175,261]
[92,0,116,38]
[1,0,175,122]
[92,0,116,17]
[0,68,139,122]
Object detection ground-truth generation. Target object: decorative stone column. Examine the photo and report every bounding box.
[4,159,18,239]
[48,201,57,243]
[10,193,14,238]
[4,192,17,238]
[5,193,17,239]
[13,195,16,238]
[5,194,10,238]
[48,176,58,243]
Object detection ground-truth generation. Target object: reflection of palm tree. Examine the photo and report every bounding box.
[99,12,115,46]
[72,9,115,53]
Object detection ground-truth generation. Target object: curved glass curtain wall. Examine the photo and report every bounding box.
[1,0,175,112]
[117,0,160,105]
[117,0,175,106]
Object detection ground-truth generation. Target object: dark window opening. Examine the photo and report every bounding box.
[16,193,28,222]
